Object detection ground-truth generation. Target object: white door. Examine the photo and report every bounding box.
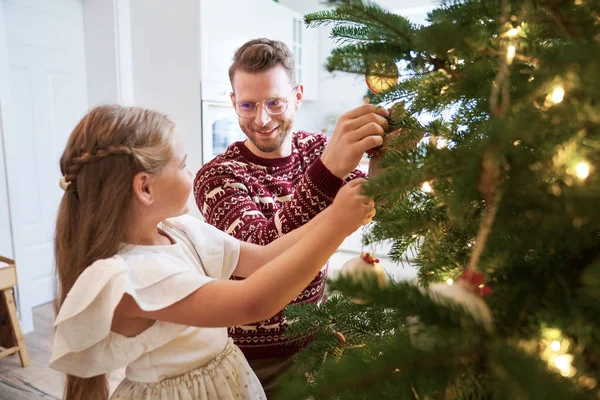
[0,0,88,333]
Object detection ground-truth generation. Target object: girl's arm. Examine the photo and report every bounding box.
[232,205,334,277]
[115,179,373,328]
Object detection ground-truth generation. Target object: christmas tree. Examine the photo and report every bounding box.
[278,0,600,399]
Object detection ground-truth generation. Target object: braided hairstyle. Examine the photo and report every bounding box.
[54,105,175,400]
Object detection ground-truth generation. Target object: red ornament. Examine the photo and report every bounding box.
[458,269,492,297]
[460,270,485,286]
[362,253,379,264]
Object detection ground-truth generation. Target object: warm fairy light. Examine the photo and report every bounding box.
[436,137,449,149]
[446,278,454,286]
[514,140,521,146]
[506,28,519,37]
[550,86,565,103]
[579,376,597,389]
[554,354,575,377]
[421,182,433,193]
[575,162,590,180]
[539,327,577,378]
[506,45,516,64]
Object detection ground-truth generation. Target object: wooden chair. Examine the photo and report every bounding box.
[0,255,30,367]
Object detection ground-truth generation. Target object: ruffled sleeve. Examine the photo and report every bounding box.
[165,214,240,280]
[50,253,212,378]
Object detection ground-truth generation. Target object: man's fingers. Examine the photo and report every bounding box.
[346,113,388,133]
[344,104,389,120]
[373,106,389,118]
[348,122,385,144]
[356,135,384,153]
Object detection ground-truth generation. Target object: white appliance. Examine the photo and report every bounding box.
[201,82,246,164]
[201,101,246,163]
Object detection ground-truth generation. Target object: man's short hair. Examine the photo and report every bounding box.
[229,38,296,86]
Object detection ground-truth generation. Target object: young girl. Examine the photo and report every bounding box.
[50,105,377,400]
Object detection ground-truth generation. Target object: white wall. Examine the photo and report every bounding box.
[83,0,133,106]
[129,0,202,216]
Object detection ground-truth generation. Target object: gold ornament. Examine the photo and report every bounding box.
[365,60,399,94]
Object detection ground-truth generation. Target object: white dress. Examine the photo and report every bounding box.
[50,215,266,400]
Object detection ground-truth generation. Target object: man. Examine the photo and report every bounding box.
[194,38,387,397]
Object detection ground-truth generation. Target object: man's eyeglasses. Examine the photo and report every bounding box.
[233,87,298,119]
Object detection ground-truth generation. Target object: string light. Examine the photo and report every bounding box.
[575,161,590,180]
[436,137,449,149]
[539,328,577,378]
[506,45,516,65]
[446,278,454,286]
[550,86,565,104]
[554,354,575,377]
[506,27,519,37]
[421,182,433,193]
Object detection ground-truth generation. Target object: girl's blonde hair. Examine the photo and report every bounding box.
[54,105,176,399]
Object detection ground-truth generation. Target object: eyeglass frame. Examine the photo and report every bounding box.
[231,86,299,119]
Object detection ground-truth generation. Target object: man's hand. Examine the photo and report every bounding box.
[321,104,388,179]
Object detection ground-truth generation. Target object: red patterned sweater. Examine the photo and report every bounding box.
[194,130,365,360]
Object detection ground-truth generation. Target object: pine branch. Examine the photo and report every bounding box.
[305,0,417,44]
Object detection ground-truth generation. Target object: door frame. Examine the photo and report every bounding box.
[0,0,31,332]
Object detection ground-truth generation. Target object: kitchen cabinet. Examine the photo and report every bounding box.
[200,0,319,100]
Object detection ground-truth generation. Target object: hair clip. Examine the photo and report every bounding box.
[59,176,72,191]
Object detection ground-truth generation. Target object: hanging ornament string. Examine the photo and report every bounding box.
[490,0,512,117]
[463,0,511,286]
[466,191,502,274]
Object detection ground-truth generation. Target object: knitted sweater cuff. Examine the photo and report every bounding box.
[307,158,344,199]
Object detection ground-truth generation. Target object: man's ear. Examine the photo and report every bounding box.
[294,84,304,110]
[230,91,236,108]
[132,172,154,206]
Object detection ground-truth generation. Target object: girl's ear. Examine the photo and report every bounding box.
[132,172,154,206]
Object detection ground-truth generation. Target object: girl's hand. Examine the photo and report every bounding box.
[330,178,375,234]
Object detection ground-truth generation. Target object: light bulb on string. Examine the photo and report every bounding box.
[550,86,565,104]
[436,137,448,149]
[446,278,454,286]
[551,340,561,352]
[575,161,590,180]
[506,27,519,37]
[421,181,433,193]
[554,354,576,377]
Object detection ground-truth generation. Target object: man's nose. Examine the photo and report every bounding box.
[254,104,271,127]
